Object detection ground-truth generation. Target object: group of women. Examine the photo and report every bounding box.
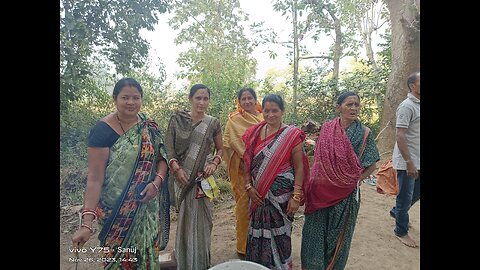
[71,77,380,270]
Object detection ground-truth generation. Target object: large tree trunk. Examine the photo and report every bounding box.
[377,0,420,159]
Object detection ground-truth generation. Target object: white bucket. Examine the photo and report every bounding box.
[209,260,270,270]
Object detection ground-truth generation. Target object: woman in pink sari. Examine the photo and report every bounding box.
[242,94,309,270]
[301,92,380,270]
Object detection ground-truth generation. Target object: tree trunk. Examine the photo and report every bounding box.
[326,7,341,92]
[292,0,299,119]
[358,18,378,74]
[377,0,420,159]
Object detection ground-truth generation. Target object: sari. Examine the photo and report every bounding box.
[165,110,221,270]
[301,118,380,270]
[242,122,309,270]
[223,109,263,255]
[95,113,170,270]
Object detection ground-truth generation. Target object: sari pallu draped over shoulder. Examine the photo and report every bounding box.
[224,110,264,162]
[96,113,170,269]
[166,110,217,208]
[223,110,263,255]
[305,117,369,213]
[242,121,310,215]
[223,110,264,182]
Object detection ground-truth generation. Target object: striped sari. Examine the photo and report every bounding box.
[242,122,309,270]
[96,113,170,270]
[165,110,222,270]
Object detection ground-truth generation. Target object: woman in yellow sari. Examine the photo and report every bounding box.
[223,87,263,255]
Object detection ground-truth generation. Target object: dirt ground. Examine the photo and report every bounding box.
[60,183,419,269]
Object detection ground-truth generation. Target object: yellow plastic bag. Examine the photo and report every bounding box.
[199,176,220,201]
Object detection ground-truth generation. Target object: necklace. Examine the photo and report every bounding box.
[116,113,139,149]
[264,124,281,147]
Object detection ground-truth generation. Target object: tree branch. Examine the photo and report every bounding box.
[299,55,333,60]
[375,120,391,141]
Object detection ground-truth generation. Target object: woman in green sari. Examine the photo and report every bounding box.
[165,84,224,270]
[72,78,170,269]
[302,91,380,270]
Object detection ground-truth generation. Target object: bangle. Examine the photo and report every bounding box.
[294,183,303,190]
[168,158,179,169]
[245,183,253,191]
[81,223,94,233]
[213,154,223,164]
[81,209,97,220]
[291,194,303,202]
[405,160,412,163]
[81,212,97,220]
[155,173,165,182]
[150,181,160,193]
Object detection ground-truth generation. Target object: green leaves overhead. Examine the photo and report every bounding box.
[60,0,169,111]
[169,0,257,122]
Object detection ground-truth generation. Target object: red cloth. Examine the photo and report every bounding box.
[305,118,364,213]
[242,121,309,214]
[375,159,398,195]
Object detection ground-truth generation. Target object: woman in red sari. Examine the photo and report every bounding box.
[301,91,380,270]
[242,94,309,270]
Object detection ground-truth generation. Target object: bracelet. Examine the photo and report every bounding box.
[81,209,97,220]
[155,173,165,182]
[213,154,223,164]
[150,181,160,193]
[81,212,97,220]
[294,183,303,190]
[291,194,303,202]
[81,223,94,233]
[405,160,412,163]
[168,158,179,169]
[245,183,253,191]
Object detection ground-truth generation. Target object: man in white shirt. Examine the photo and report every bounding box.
[390,71,420,248]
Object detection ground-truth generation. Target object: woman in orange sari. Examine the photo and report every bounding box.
[223,87,263,255]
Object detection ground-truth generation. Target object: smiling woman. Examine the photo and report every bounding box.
[223,87,263,255]
[165,83,225,269]
[71,77,171,269]
[241,94,310,269]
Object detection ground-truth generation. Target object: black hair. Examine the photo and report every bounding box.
[262,94,285,111]
[407,72,420,91]
[189,84,210,98]
[112,78,143,99]
[336,91,360,105]
[237,87,257,101]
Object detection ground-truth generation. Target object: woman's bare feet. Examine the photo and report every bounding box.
[396,234,418,248]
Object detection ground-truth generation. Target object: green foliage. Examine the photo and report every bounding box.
[338,60,388,135]
[60,0,393,208]
[60,0,169,111]
[169,0,257,124]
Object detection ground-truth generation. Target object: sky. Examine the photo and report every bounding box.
[140,0,386,88]
[141,0,307,87]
